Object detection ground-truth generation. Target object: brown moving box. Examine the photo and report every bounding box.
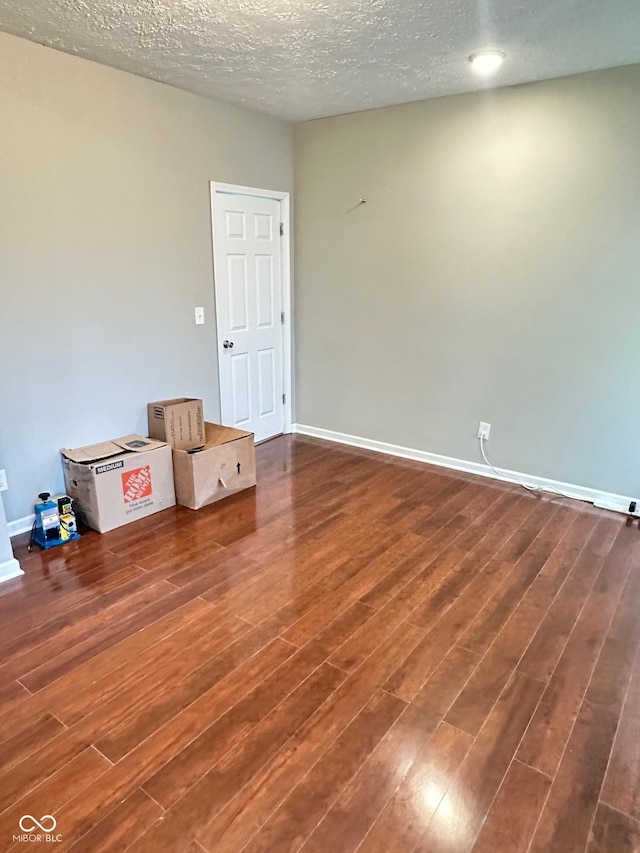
[172,422,256,510]
[147,398,205,450]
[61,435,176,533]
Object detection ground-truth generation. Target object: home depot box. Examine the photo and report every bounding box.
[60,435,176,533]
[147,398,205,450]
[172,422,256,510]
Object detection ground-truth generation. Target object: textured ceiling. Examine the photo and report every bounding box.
[1,0,639,121]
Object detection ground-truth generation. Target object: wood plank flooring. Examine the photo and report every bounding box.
[2,435,639,852]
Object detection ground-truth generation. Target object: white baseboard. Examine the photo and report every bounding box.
[292,423,634,515]
[8,514,34,539]
[0,557,24,584]
[9,428,631,538]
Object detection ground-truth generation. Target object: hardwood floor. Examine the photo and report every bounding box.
[2,434,639,852]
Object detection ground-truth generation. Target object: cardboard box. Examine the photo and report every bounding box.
[61,435,176,533]
[172,422,256,510]
[147,398,205,450]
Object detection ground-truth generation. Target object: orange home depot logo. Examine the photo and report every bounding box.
[121,466,152,503]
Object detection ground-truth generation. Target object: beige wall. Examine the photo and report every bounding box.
[0,32,292,522]
[294,65,640,497]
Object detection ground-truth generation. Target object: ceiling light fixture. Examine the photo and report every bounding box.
[469,50,506,75]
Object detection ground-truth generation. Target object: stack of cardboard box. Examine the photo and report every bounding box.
[60,398,256,533]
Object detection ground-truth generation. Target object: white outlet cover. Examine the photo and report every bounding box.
[0,469,7,492]
[194,307,205,325]
[478,422,491,439]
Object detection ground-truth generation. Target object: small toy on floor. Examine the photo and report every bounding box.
[28,492,80,551]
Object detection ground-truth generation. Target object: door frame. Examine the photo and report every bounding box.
[210,181,293,436]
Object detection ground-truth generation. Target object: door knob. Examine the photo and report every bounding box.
[223,340,234,349]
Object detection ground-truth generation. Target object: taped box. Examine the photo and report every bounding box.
[172,422,256,510]
[147,398,205,450]
[61,435,176,533]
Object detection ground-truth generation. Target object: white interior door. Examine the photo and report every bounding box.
[212,189,286,442]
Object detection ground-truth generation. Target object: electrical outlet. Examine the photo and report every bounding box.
[478,422,491,440]
[194,307,205,325]
[0,469,7,492]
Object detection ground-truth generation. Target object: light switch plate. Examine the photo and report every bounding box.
[0,469,7,492]
[194,307,205,325]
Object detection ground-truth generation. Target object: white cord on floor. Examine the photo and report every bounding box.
[479,436,578,501]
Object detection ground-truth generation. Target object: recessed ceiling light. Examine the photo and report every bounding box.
[469,50,506,75]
